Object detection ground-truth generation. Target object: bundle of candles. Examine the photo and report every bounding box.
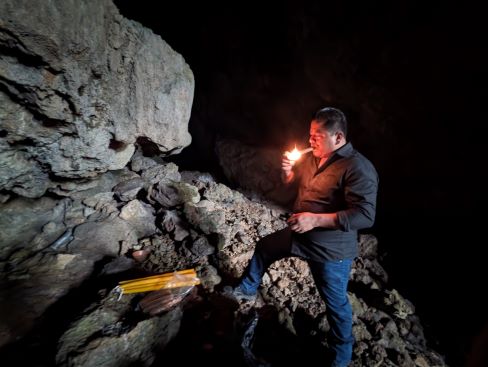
[285,146,313,162]
[113,269,200,315]
[115,268,200,295]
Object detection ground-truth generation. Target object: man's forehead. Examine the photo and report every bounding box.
[310,121,327,133]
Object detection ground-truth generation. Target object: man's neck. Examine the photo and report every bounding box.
[317,141,347,167]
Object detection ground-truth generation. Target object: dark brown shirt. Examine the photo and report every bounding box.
[291,142,379,261]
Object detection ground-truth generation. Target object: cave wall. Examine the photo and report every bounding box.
[0,0,194,198]
[0,0,197,349]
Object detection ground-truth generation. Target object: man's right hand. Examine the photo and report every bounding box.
[281,154,295,183]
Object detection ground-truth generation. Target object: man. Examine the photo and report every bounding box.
[226,107,379,367]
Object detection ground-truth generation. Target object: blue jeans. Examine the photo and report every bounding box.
[239,228,354,367]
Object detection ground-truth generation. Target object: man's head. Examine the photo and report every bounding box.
[309,107,347,158]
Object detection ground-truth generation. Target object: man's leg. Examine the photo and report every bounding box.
[308,259,354,367]
[238,227,293,295]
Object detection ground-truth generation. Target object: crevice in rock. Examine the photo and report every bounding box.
[0,79,75,132]
[109,139,127,152]
[7,137,35,147]
[136,137,161,157]
[40,118,72,129]
[0,34,48,68]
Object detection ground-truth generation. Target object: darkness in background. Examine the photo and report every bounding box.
[115,1,486,365]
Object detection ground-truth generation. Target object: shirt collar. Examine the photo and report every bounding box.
[311,142,354,173]
[334,142,354,158]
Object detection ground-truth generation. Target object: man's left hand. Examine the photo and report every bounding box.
[287,212,317,233]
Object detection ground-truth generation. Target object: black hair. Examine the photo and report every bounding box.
[314,107,348,137]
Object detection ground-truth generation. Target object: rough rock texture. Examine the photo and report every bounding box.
[222,233,446,367]
[0,196,66,259]
[56,292,183,367]
[0,161,447,367]
[0,0,193,197]
[0,251,94,347]
[0,167,163,346]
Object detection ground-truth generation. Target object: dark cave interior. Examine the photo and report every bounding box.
[113,1,487,365]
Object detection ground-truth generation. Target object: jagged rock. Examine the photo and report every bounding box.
[384,289,415,320]
[0,193,10,204]
[48,169,139,199]
[149,182,182,207]
[397,315,427,351]
[0,252,94,347]
[83,192,117,211]
[113,177,144,201]
[351,238,389,289]
[184,200,226,236]
[189,236,215,257]
[0,196,68,259]
[119,200,157,238]
[173,182,200,204]
[82,192,119,222]
[129,149,158,173]
[160,210,189,241]
[350,293,368,319]
[196,263,221,291]
[161,210,182,232]
[353,320,373,342]
[180,170,216,189]
[69,217,137,259]
[56,293,136,365]
[413,355,430,367]
[174,226,190,242]
[0,137,49,198]
[150,181,199,208]
[278,307,296,335]
[56,292,183,367]
[141,163,181,186]
[0,0,193,197]
[202,182,243,203]
[64,199,89,227]
[260,257,326,319]
[143,234,201,273]
[101,256,136,275]
[358,233,379,258]
[186,187,285,251]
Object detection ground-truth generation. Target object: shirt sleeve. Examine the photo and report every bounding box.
[336,159,379,231]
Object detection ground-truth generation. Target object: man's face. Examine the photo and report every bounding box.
[309,120,339,158]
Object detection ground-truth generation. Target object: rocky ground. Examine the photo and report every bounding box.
[0,152,447,367]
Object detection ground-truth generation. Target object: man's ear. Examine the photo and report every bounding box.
[335,131,344,144]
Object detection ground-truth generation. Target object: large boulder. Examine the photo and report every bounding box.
[0,0,194,197]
